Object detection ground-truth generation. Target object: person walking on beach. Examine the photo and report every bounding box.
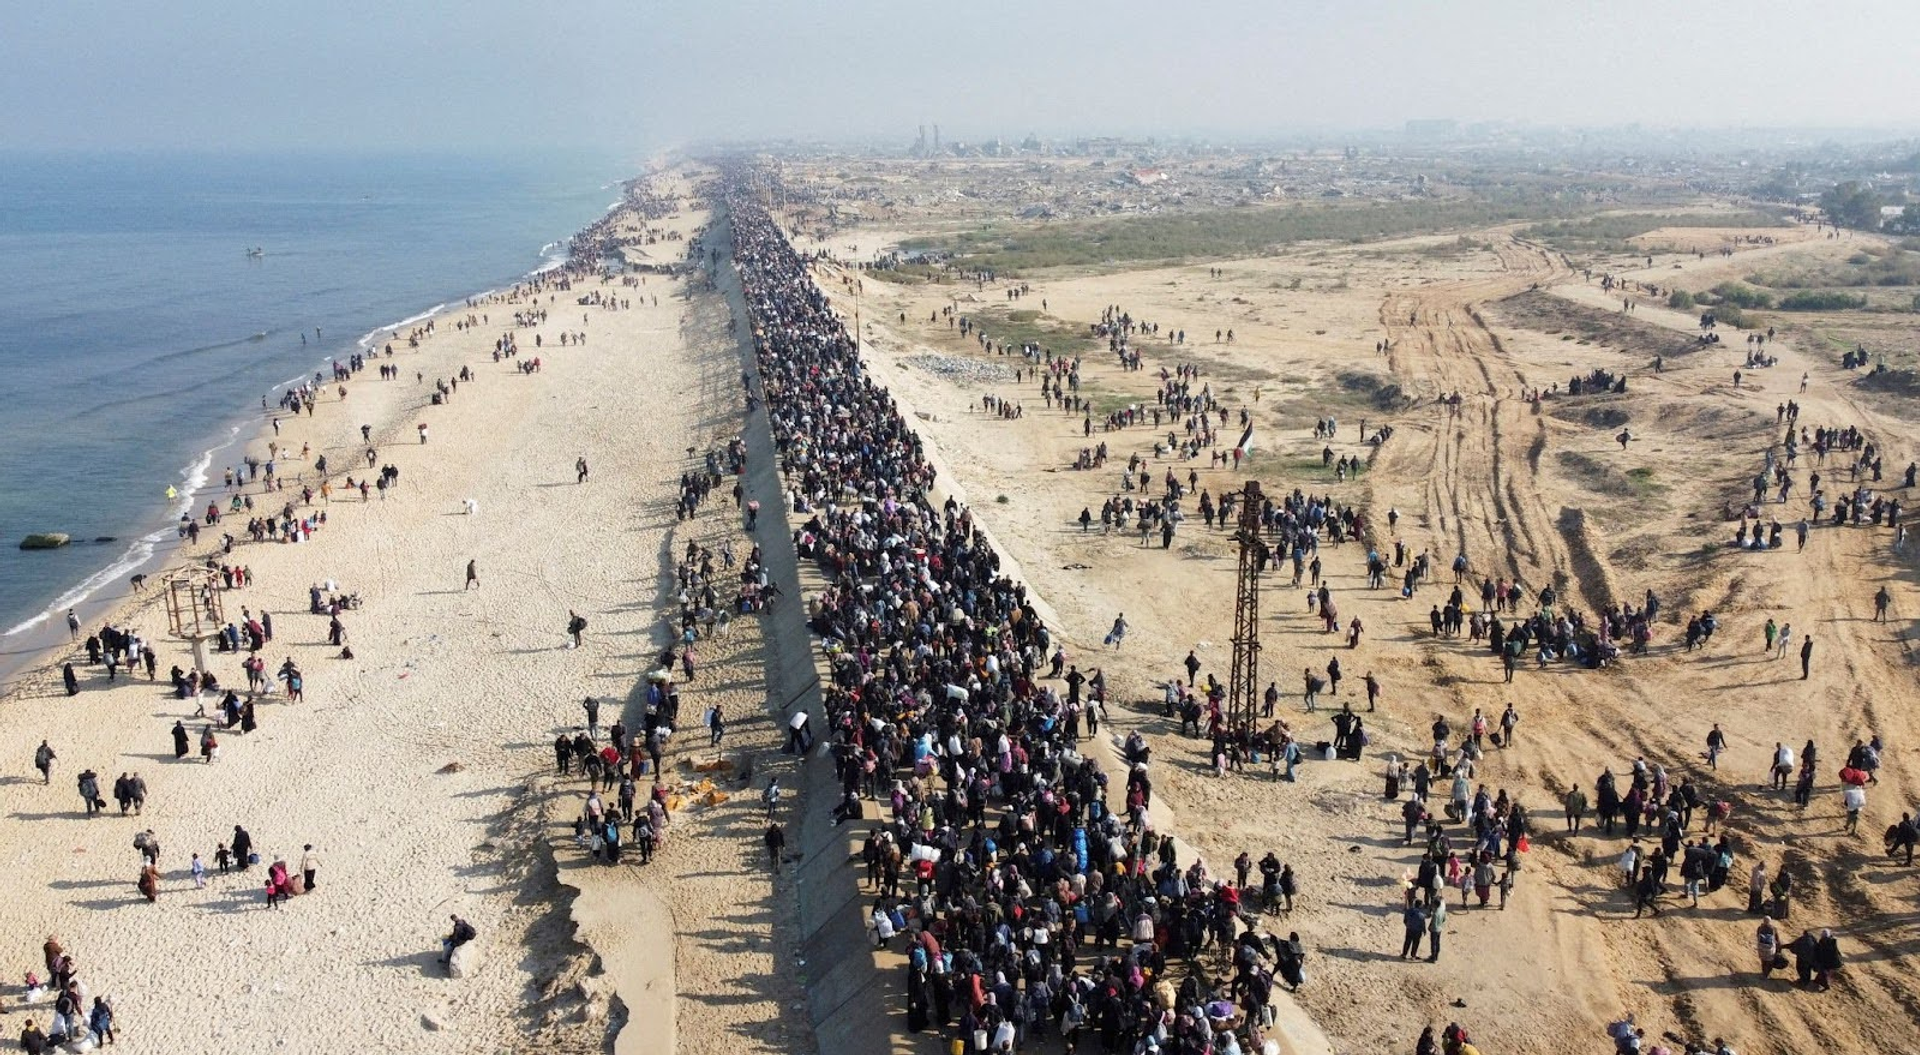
[232,825,254,870]
[1425,899,1447,962]
[566,610,587,649]
[1399,902,1427,959]
[301,845,319,891]
[62,663,78,697]
[77,768,100,816]
[582,696,600,737]
[1563,785,1588,833]
[1105,613,1128,648]
[465,559,479,590]
[576,456,590,484]
[34,740,55,784]
[88,996,115,1045]
[1800,635,1814,680]
[66,610,80,641]
[765,821,786,875]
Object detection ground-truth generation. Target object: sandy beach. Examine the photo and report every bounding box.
[0,167,814,1053]
[8,151,1917,1055]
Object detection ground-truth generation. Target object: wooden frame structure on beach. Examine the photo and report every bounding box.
[162,566,224,674]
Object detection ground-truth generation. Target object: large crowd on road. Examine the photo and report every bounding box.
[728,178,1336,1055]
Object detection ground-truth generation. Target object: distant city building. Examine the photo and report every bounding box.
[1404,119,1459,139]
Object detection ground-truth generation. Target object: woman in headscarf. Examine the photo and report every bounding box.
[1812,929,1842,991]
[1755,916,1780,978]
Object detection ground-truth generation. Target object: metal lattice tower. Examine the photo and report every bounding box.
[1227,481,1265,731]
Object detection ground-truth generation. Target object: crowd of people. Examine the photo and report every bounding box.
[729,176,1317,1055]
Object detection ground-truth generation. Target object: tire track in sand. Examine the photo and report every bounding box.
[1375,234,1590,604]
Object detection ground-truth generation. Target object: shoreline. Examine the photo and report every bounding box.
[0,197,632,694]
[0,169,723,1051]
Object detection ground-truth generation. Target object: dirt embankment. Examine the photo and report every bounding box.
[1494,289,1711,361]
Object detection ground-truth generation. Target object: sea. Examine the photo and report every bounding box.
[0,149,633,676]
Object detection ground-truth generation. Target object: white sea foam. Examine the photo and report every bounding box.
[529,240,566,274]
[3,612,50,636]
[3,537,158,637]
[355,303,450,350]
[2,426,241,638]
[7,217,590,640]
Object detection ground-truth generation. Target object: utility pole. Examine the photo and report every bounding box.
[1227,481,1266,732]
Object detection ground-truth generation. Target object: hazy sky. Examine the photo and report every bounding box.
[6,0,1920,153]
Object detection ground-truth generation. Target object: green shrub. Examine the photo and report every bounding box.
[1777,291,1867,311]
[1713,304,1753,328]
[1711,282,1773,309]
[1523,211,1785,250]
[1667,289,1695,309]
[909,198,1583,272]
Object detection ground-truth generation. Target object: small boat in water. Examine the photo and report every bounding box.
[246,247,264,258]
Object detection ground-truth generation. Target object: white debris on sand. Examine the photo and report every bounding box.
[903,353,1016,384]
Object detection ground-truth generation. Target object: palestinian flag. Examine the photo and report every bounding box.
[1233,420,1256,459]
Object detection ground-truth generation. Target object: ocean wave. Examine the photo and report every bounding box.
[71,330,279,389]
[146,330,276,367]
[173,428,239,519]
[75,372,259,420]
[3,611,51,636]
[355,303,449,350]
[0,161,634,644]
[2,534,157,637]
[8,213,599,637]
[2,427,240,638]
